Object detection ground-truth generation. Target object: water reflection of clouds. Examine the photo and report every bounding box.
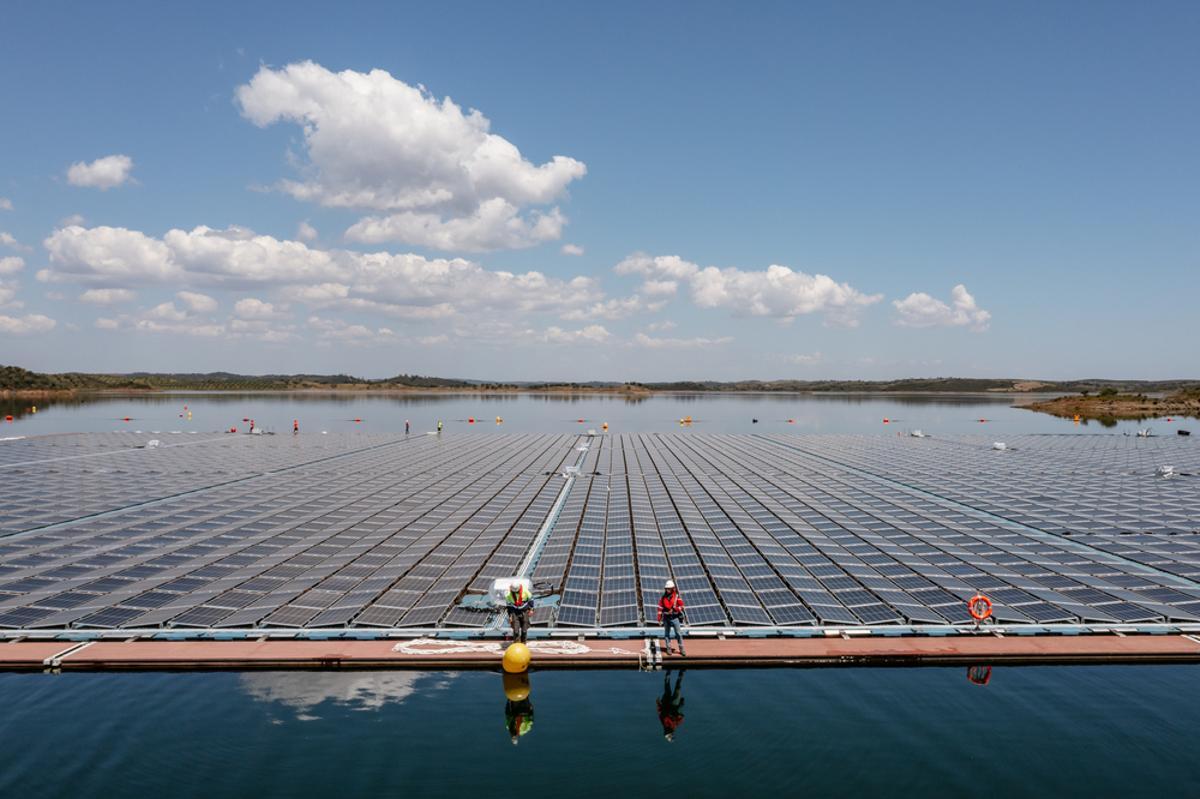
[241,671,454,721]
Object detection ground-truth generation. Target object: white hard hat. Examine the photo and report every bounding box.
[510,581,521,589]
[665,579,675,590]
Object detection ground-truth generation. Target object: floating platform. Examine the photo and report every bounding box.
[1,431,1198,663]
[4,632,1200,671]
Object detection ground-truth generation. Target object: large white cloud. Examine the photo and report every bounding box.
[39,224,604,325]
[236,61,586,251]
[42,225,177,284]
[0,313,56,334]
[616,252,881,326]
[893,284,991,331]
[66,154,134,189]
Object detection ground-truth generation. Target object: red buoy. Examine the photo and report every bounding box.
[354,418,362,423]
[3,415,12,422]
[578,418,584,423]
[122,417,131,422]
[883,418,890,423]
[468,417,475,424]
[787,419,795,423]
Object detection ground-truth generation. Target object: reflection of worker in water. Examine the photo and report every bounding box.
[505,696,535,744]
[503,671,533,745]
[506,581,534,643]
[657,670,685,742]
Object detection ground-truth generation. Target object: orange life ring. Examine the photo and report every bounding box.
[968,593,993,621]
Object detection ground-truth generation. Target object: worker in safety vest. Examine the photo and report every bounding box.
[657,669,685,742]
[657,579,687,656]
[505,696,534,744]
[506,581,534,643]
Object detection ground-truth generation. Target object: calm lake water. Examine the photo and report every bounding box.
[0,390,1179,436]
[1,665,1198,798]
[2,392,1194,797]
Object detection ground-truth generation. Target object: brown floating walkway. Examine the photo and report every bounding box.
[5,633,1200,671]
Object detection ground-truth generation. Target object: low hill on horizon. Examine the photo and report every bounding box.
[3,365,1198,395]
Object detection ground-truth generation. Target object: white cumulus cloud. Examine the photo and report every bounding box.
[79,288,136,305]
[0,313,56,334]
[42,225,177,284]
[560,295,664,322]
[66,154,134,189]
[234,297,285,319]
[235,61,585,251]
[542,324,611,345]
[893,284,991,331]
[297,221,318,241]
[633,332,733,349]
[176,290,218,313]
[561,243,584,256]
[0,198,12,211]
[0,256,24,275]
[616,252,881,326]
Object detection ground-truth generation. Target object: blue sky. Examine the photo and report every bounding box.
[1,2,1197,381]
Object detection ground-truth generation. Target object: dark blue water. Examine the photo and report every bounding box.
[1,666,1197,798]
[0,391,1169,436]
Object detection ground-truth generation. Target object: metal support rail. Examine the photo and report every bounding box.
[5,622,1200,643]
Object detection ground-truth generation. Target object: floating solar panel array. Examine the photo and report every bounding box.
[0,431,1197,632]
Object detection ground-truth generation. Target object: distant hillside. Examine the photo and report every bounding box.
[0,366,484,392]
[636,378,1200,394]
[3,366,1198,395]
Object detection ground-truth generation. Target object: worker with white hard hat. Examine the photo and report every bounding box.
[506,580,534,644]
[657,579,686,656]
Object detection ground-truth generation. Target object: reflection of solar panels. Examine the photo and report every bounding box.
[0,431,1197,632]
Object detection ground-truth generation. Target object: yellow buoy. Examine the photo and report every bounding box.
[502,642,531,673]
[502,671,531,701]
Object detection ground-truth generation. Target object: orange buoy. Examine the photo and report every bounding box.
[3,415,12,422]
[968,593,993,622]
